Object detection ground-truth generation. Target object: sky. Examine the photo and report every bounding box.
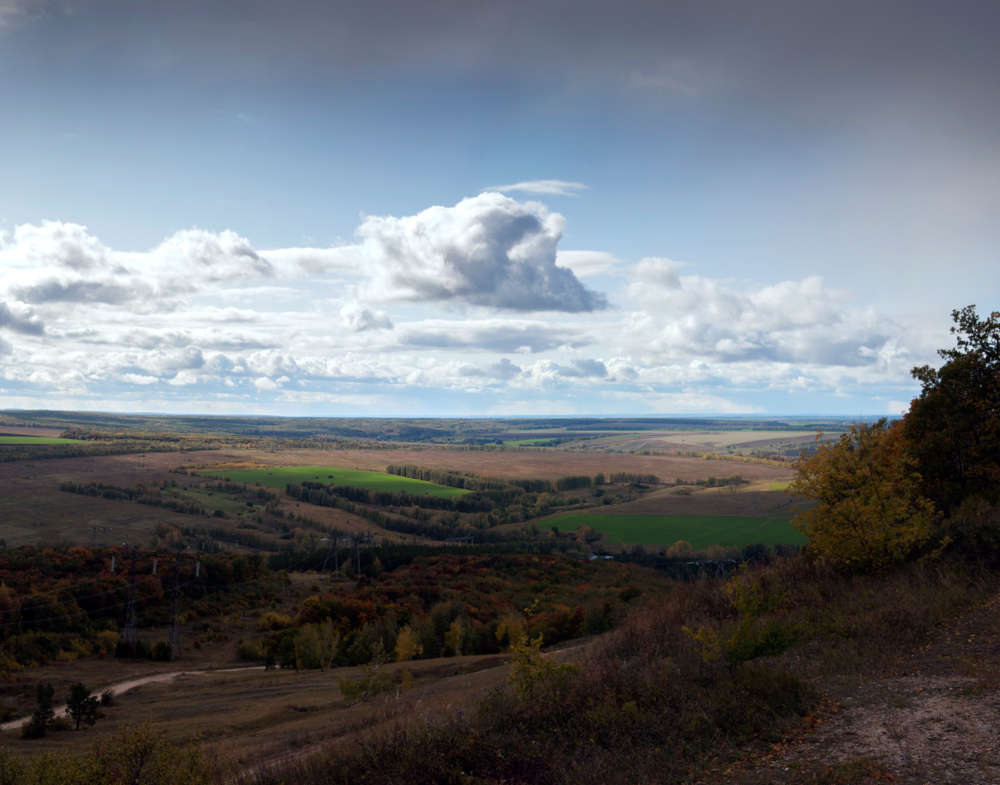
[1,0,999,418]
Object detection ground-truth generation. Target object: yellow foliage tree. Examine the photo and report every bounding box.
[789,419,939,571]
[394,624,423,662]
[443,619,463,656]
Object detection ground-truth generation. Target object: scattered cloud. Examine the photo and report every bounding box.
[340,302,393,332]
[0,197,937,413]
[555,250,621,277]
[487,180,589,197]
[0,300,44,335]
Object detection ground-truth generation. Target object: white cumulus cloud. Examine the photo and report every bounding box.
[356,193,606,312]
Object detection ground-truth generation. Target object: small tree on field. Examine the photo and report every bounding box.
[789,419,939,571]
[66,682,99,730]
[22,682,55,739]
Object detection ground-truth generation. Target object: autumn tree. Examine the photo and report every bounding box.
[394,624,423,662]
[789,419,937,571]
[316,619,341,672]
[905,305,1000,512]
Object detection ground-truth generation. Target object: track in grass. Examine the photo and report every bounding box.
[202,466,467,499]
[540,513,807,549]
[0,436,87,444]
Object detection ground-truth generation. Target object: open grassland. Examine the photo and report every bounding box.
[540,512,807,548]
[202,465,467,498]
[0,436,87,444]
[252,448,795,483]
[0,653,513,763]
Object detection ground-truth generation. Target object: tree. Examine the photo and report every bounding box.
[789,419,938,571]
[444,619,463,657]
[294,625,321,670]
[906,305,1000,511]
[685,565,798,678]
[394,624,423,662]
[316,619,341,672]
[22,682,55,739]
[66,682,99,731]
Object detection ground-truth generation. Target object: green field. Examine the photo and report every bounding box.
[540,513,807,549]
[202,466,467,499]
[770,481,792,491]
[0,436,87,444]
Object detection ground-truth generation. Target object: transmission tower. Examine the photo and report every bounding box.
[123,548,138,645]
[168,552,181,659]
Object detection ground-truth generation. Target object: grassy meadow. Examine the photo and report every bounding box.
[202,465,467,499]
[540,512,808,548]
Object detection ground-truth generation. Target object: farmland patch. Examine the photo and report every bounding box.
[540,513,807,548]
[202,465,467,499]
[0,436,88,444]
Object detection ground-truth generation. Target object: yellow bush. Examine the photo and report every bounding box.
[256,611,292,631]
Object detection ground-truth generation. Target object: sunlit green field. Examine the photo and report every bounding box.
[0,436,87,444]
[540,513,807,548]
[202,466,467,499]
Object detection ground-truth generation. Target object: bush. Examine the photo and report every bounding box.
[151,641,173,662]
[237,640,261,660]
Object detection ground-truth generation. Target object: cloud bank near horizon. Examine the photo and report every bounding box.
[0,193,942,416]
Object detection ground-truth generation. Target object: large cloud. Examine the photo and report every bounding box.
[623,259,902,368]
[356,193,606,312]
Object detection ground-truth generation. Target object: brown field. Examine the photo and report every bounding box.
[244,448,795,484]
[0,426,66,437]
[600,488,809,518]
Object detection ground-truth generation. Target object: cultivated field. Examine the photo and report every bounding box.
[250,448,795,484]
[0,436,87,445]
[202,465,467,499]
[539,513,807,549]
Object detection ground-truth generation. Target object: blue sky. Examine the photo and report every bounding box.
[1,0,999,417]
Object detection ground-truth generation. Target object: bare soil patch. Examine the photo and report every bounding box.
[610,489,806,518]
[0,426,66,438]
[718,592,1000,784]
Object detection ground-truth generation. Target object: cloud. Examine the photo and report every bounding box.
[623,266,901,369]
[398,318,592,353]
[489,358,522,380]
[0,0,42,34]
[488,180,588,197]
[559,358,607,378]
[340,302,393,332]
[146,228,274,289]
[135,346,206,375]
[555,250,621,277]
[357,193,605,312]
[0,301,44,335]
[629,60,708,96]
[0,220,111,272]
[121,373,159,385]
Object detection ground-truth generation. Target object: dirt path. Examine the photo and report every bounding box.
[720,593,1000,784]
[0,666,263,731]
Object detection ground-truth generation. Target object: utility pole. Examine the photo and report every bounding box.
[123,547,138,646]
[168,551,182,660]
